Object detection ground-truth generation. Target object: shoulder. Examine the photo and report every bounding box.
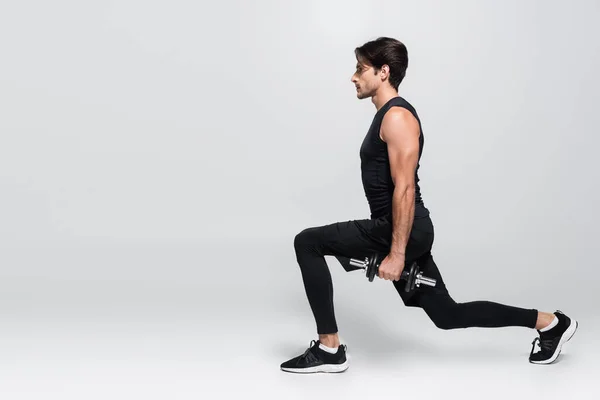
[380,106,419,143]
[382,106,415,124]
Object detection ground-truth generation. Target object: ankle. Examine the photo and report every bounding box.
[318,333,340,348]
[535,311,556,330]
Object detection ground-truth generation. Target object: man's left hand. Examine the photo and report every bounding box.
[377,253,405,281]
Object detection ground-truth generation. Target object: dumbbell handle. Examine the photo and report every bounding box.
[415,274,436,287]
[349,257,368,269]
[348,257,437,287]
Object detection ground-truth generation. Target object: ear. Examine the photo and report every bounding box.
[379,64,390,80]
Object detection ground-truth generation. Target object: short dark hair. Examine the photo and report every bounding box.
[355,37,408,90]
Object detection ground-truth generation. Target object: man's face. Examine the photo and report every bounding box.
[351,60,380,99]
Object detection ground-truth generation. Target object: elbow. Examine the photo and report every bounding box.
[394,180,415,195]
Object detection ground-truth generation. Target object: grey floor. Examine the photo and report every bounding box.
[1,239,598,400]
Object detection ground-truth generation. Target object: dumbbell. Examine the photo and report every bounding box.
[348,253,437,293]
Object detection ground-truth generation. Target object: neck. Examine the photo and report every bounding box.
[371,86,399,110]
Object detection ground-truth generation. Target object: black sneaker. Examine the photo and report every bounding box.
[280,340,349,373]
[529,310,578,364]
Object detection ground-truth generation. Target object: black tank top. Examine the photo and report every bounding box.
[359,96,429,220]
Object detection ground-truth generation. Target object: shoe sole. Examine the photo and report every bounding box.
[280,360,349,374]
[530,319,578,365]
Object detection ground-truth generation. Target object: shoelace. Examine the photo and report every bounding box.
[299,340,346,363]
[530,336,555,357]
[300,340,319,363]
[530,311,564,357]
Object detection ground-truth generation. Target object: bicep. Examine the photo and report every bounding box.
[380,109,421,186]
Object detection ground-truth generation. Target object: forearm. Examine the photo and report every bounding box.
[390,183,415,257]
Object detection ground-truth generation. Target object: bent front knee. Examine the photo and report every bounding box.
[294,227,319,250]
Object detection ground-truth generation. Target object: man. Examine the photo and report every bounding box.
[280,37,578,374]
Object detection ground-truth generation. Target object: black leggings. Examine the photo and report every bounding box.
[293,214,538,334]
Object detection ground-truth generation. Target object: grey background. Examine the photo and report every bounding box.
[0,0,599,399]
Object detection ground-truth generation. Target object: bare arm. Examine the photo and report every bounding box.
[380,107,421,258]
